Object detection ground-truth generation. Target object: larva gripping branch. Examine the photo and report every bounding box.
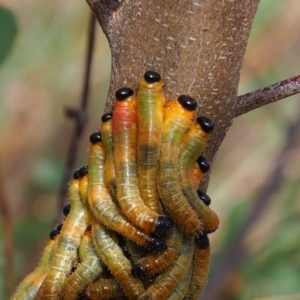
[11,71,219,300]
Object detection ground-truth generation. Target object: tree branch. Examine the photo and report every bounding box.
[236,74,300,117]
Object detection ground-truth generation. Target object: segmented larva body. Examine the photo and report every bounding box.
[137,235,194,300]
[11,238,54,300]
[42,176,91,299]
[100,113,117,198]
[88,133,166,252]
[125,239,147,263]
[158,96,201,236]
[112,88,171,234]
[185,233,211,300]
[92,220,145,300]
[166,266,192,300]
[179,117,219,233]
[136,71,166,213]
[60,230,103,300]
[132,225,183,278]
[87,278,122,300]
[78,167,89,206]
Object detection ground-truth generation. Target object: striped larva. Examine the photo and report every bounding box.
[179,117,219,233]
[100,112,117,198]
[112,87,172,234]
[10,231,56,300]
[42,171,91,299]
[86,278,122,300]
[60,230,103,300]
[158,95,201,236]
[136,71,166,213]
[166,266,192,300]
[184,232,211,300]
[88,132,167,252]
[137,235,194,300]
[132,225,183,278]
[92,220,145,300]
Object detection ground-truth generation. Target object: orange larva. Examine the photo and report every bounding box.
[60,230,103,300]
[88,132,167,252]
[158,96,201,236]
[136,71,166,213]
[92,220,145,300]
[179,117,219,233]
[86,278,122,300]
[112,87,172,235]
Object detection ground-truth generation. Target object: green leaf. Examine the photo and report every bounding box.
[0,5,18,65]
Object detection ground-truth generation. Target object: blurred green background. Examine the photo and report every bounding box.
[0,1,299,299]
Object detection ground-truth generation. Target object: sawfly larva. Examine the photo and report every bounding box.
[179,117,219,233]
[112,87,172,234]
[92,220,145,300]
[87,278,122,300]
[136,71,166,213]
[88,132,167,252]
[158,95,201,236]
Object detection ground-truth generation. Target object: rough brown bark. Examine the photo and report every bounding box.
[87,0,260,187]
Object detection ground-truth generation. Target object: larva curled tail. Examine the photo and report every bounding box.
[92,220,145,300]
[179,117,219,233]
[158,95,201,236]
[112,87,172,234]
[136,71,166,213]
[88,132,167,252]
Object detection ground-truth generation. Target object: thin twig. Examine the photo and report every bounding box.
[202,102,300,300]
[0,158,15,297]
[55,12,96,225]
[236,74,300,117]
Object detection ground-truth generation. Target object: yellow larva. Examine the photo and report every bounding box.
[88,132,167,252]
[112,88,172,234]
[136,71,166,213]
[158,96,201,236]
[42,172,91,299]
[10,231,56,300]
[179,117,219,233]
[92,220,145,300]
[86,278,122,300]
[60,230,103,300]
[132,225,183,278]
[137,235,194,300]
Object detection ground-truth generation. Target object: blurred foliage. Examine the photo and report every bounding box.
[0,1,299,299]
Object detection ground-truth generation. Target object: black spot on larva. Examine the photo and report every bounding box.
[144,71,161,83]
[77,291,90,300]
[197,190,211,206]
[197,116,214,133]
[115,87,134,101]
[49,229,58,240]
[178,95,197,111]
[73,170,81,180]
[155,216,174,236]
[63,204,71,217]
[89,132,101,144]
[101,112,113,123]
[56,223,63,234]
[197,156,210,173]
[131,264,145,279]
[146,235,168,252]
[79,166,88,178]
[195,231,210,249]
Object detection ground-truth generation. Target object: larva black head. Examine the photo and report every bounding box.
[155,216,174,236]
[144,71,161,83]
[146,234,168,252]
[77,291,89,300]
[89,132,101,144]
[178,95,197,111]
[79,166,88,178]
[56,223,63,234]
[197,190,211,206]
[197,116,214,133]
[101,112,113,123]
[73,170,81,180]
[115,87,134,101]
[63,204,71,216]
[131,264,146,279]
[195,231,210,249]
[197,156,210,173]
[49,229,58,240]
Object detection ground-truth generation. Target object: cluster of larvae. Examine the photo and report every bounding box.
[11,71,219,300]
